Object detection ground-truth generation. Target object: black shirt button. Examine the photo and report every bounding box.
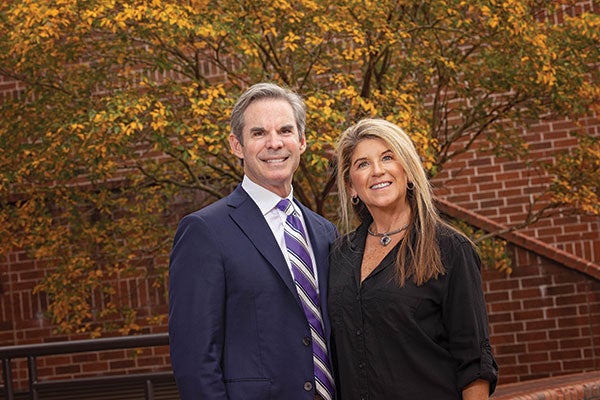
[303,381,313,391]
[356,329,362,336]
[358,362,364,369]
[302,336,311,346]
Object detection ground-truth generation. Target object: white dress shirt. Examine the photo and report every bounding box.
[241,175,320,290]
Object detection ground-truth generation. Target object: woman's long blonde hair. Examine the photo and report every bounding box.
[335,118,447,286]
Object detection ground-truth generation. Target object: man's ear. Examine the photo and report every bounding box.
[299,132,307,154]
[228,133,244,159]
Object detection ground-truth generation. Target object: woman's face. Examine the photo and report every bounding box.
[348,137,409,213]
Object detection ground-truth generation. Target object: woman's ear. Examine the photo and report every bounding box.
[348,183,357,198]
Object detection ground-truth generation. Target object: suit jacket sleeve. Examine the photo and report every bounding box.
[169,212,228,400]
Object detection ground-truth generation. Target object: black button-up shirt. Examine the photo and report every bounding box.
[328,223,498,400]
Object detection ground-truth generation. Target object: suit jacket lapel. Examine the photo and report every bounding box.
[298,201,330,298]
[227,186,299,300]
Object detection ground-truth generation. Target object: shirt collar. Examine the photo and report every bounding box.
[241,175,295,216]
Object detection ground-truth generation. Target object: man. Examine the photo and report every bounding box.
[168,82,338,400]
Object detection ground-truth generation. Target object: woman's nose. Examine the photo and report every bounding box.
[372,160,384,175]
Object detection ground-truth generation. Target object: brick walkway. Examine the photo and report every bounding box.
[492,371,600,400]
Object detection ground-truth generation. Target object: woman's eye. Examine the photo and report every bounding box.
[382,154,393,161]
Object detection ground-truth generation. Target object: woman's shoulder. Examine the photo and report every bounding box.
[435,222,473,248]
[435,222,482,271]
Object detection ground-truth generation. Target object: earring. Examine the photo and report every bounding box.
[407,181,415,191]
[351,196,360,205]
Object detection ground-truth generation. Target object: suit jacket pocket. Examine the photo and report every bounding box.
[224,378,271,400]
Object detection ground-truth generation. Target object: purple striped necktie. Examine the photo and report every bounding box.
[276,199,335,400]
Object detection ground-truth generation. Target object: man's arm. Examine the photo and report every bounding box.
[169,213,228,400]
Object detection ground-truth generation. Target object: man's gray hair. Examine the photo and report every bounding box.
[230,82,306,144]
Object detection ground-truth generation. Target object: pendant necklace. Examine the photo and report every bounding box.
[367,223,409,246]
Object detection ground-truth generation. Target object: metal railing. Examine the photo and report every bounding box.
[0,333,172,400]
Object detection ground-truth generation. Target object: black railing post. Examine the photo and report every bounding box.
[2,358,14,400]
[145,379,155,400]
[27,355,38,400]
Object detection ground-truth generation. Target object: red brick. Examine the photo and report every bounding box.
[558,337,592,348]
[493,321,526,334]
[526,319,557,331]
[485,291,510,302]
[488,312,513,323]
[528,341,558,353]
[558,316,593,329]
[488,279,521,291]
[518,352,549,363]
[81,362,110,373]
[491,301,523,313]
[489,333,517,345]
[550,349,584,360]
[512,287,543,300]
[530,362,563,374]
[523,297,554,310]
[562,359,596,370]
[514,309,545,320]
[521,276,553,287]
[547,306,579,318]
[109,360,135,369]
[55,364,81,375]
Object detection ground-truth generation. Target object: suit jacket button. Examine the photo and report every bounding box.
[303,381,313,391]
[302,336,311,346]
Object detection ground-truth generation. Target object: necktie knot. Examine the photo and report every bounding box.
[276,199,293,216]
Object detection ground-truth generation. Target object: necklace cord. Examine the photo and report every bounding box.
[367,223,409,246]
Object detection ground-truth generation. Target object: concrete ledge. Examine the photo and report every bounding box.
[492,371,600,400]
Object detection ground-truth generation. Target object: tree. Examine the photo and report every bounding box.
[0,0,598,334]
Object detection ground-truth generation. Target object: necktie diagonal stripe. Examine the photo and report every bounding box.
[276,199,335,400]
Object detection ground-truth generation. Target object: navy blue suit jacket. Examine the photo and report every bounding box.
[168,185,338,400]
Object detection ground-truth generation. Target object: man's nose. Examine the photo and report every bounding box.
[265,131,283,148]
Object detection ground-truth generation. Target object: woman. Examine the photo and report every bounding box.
[329,118,498,400]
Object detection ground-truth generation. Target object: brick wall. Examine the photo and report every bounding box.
[0,248,171,390]
[483,247,600,385]
[433,116,600,264]
[431,114,600,386]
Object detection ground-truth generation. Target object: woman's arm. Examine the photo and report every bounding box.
[462,379,490,400]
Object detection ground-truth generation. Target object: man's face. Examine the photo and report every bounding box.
[229,98,306,198]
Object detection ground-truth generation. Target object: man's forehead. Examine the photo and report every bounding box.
[241,99,296,133]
